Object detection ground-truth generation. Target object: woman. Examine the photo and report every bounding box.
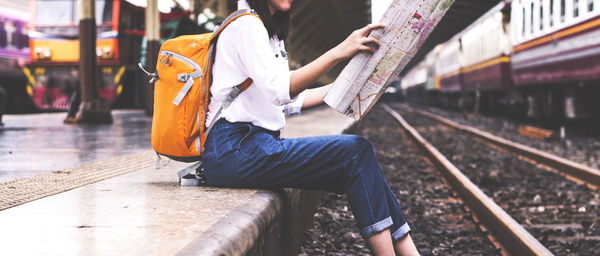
[202,0,419,254]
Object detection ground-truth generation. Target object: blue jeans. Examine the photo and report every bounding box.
[202,119,411,240]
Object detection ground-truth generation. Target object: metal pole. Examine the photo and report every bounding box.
[474,90,481,114]
[145,0,160,116]
[190,0,200,22]
[76,0,112,124]
[218,0,228,18]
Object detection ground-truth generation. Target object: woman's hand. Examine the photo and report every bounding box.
[289,23,385,98]
[331,23,386,61]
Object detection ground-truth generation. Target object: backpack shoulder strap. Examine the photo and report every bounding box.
[209,9,262,42]
[204,9,261,89]
[204,9,260,109]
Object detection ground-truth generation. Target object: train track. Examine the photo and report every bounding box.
[405,106,600,188]
[382,103,600,255]
[301,105,502,255]
[382,104,550,255]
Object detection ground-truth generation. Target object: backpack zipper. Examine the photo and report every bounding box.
[160,50,201,70]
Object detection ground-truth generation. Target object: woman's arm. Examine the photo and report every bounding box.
[301,83,332,109]
[289,23,385,98]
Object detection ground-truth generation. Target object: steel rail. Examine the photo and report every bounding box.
[382,104,553,256]
[408,108,600,187]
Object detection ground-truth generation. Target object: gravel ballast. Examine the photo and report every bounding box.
[298,105,500,255]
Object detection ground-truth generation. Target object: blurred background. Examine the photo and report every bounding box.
[0,0,598,120]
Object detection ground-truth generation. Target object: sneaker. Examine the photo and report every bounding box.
[63,117,78,124]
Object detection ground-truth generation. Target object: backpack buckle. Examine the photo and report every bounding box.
[159,52,172,66]
[138,63,159,84]
[177,73,191,82]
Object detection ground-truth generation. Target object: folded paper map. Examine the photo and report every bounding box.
[324,0,454,120]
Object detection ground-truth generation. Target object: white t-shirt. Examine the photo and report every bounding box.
[206,12,305,131]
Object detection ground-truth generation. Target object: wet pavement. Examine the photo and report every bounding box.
[0,110,152,182]
[0,106,354,255]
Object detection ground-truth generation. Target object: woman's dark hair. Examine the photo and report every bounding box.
[246,0,291,40]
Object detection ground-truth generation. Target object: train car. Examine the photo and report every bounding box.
[401,60,428,104]
[436,39,462,93]
[24,0,197,111]
[423,44,442,92]
[420,44,443,106]
[511,0,600,119]
[399,43,442,105]
[0,6,33,113]
[435,38,463,108]
[459,2,513,112]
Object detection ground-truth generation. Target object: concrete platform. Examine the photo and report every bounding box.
[0,106,355,255]
[0,110,153,182]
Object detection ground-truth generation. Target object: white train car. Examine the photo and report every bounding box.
[400,43,443,105]
[424,44,443,92]
[435,38,462,93]
[401,62,428,90]
[434,38,462,108]
[458,2,513,111]
[401,60,428,103]
[460,2,512,92]
[511,0,600,118]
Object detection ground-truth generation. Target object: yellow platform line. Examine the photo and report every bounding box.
[0,150,158,211]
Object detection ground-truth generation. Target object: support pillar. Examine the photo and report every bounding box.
[75,0,112,124]
[218,0,229,18]
[145,0,160,116]
[190,0,201,22]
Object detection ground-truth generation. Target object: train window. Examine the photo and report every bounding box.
[550,0,555,27]
[97,0,113,24]
[561,0,566,22]
[574,0,580,17]
[9,27,17,47]
[0,21,6,48]
[522,7,526,36]
[531,2,535,33]
[35,0,112,26]
[20,32,28,49]
[2,21,16,48]
[588,0,594,11]
[540,1,544,31]
[36,0,74,26]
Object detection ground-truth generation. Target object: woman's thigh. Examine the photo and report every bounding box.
[203,127,372,192]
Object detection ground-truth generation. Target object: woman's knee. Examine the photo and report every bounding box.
[338,135,379,174]
[355,135,374,149]
[342,135,375,159]
[341,135,373,151]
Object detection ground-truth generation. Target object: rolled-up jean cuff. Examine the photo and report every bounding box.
[360,216,393,238]
[391,222,411,241]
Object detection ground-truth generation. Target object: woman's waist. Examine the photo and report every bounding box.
[207,103,286,131]
[211,118,281,137]
[204,118,281,153]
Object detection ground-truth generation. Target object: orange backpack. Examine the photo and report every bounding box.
[140,10,260,163]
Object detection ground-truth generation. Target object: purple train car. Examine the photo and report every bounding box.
[458,2,513,112]
[434,39,463,109]
[460,3,513,93]
[511,0,600,119]
[0,6,32,112]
